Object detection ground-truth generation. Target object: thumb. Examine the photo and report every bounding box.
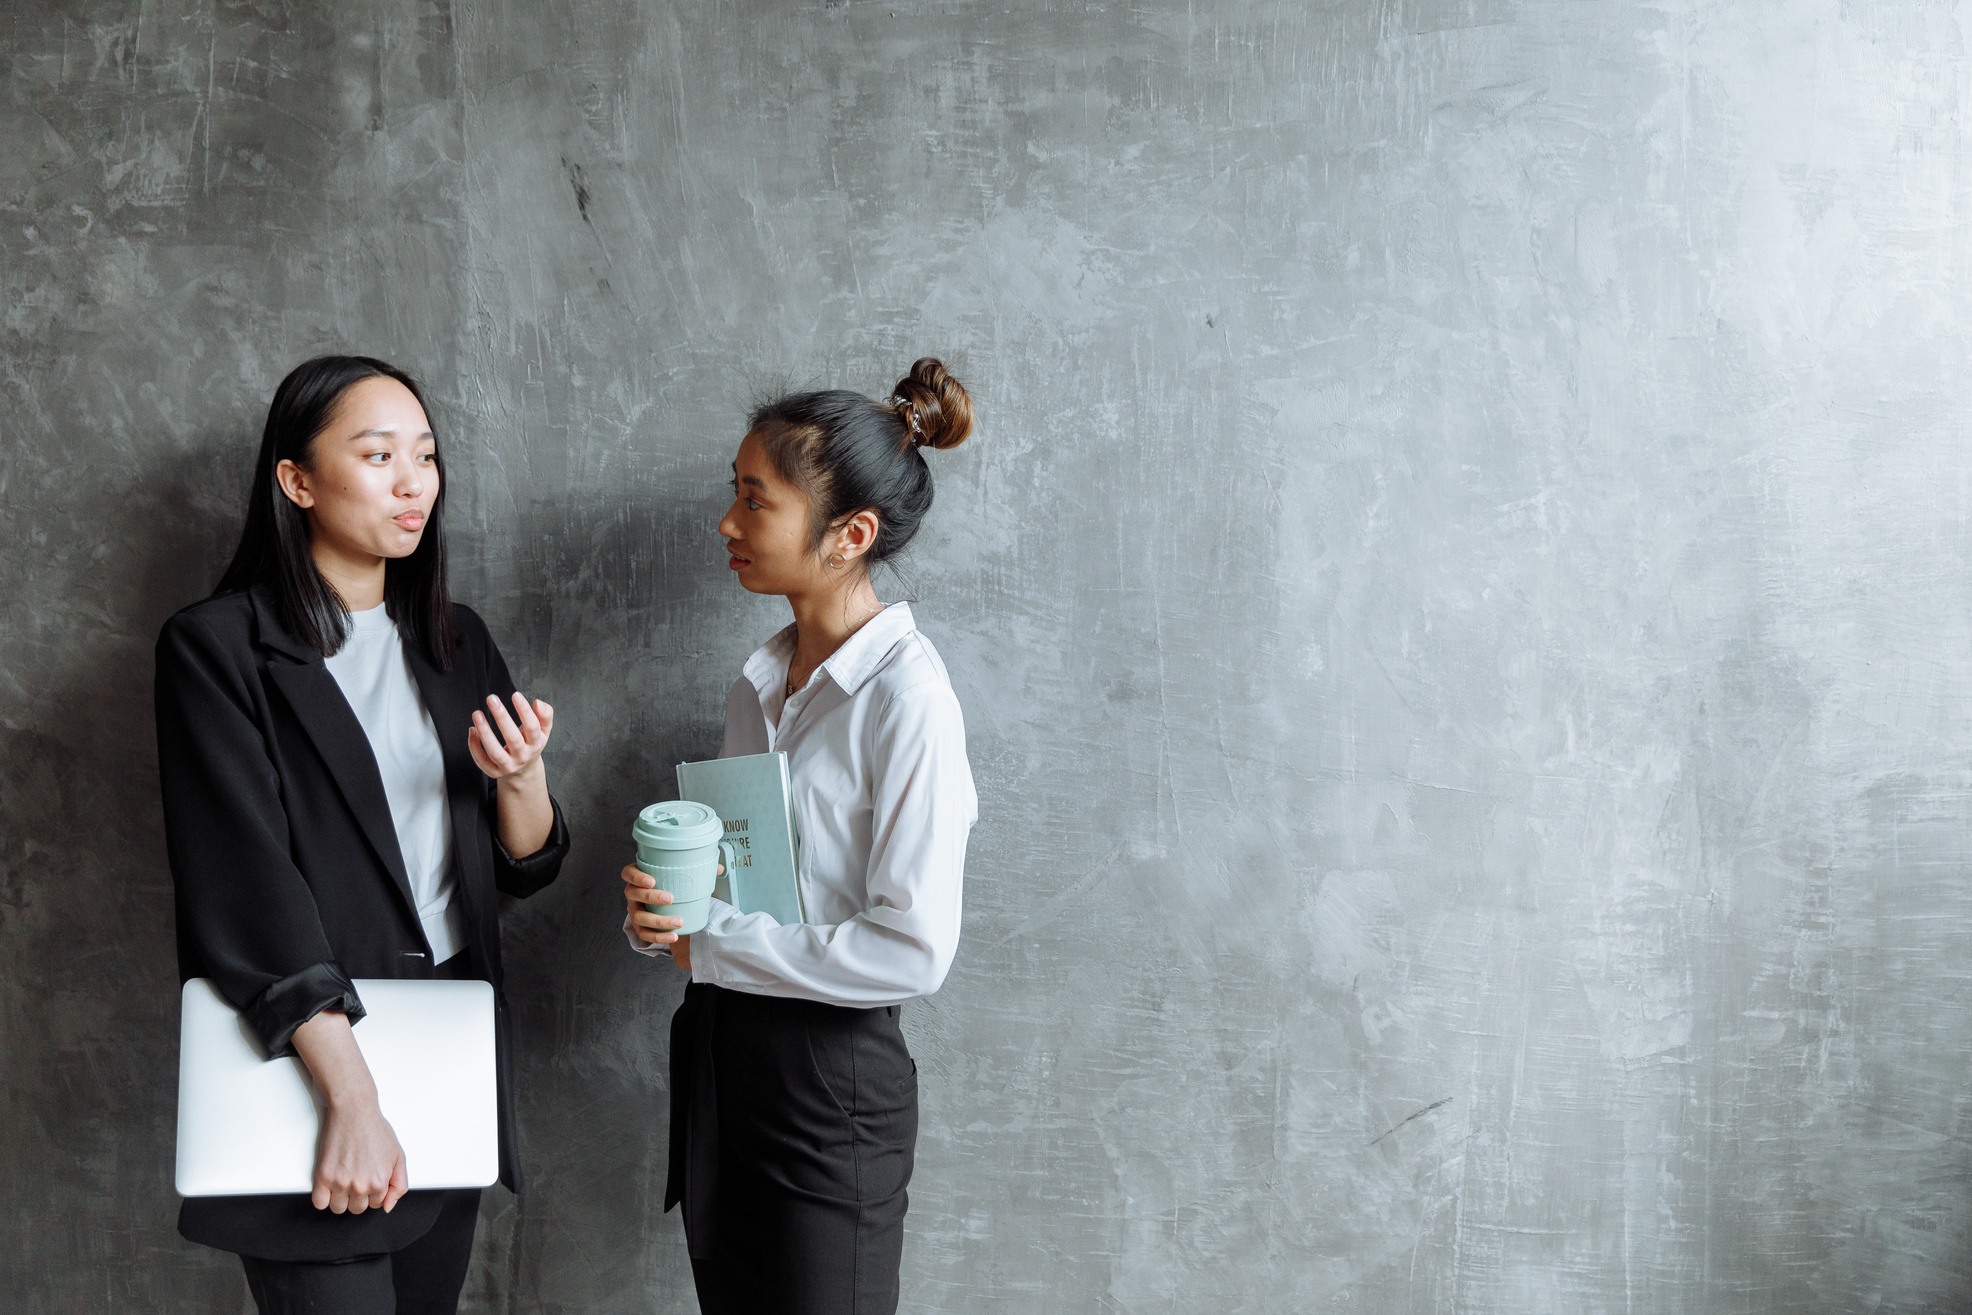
[466,727,497,777]
[384,1150,409,1212]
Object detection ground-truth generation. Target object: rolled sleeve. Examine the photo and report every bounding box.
[494,792,569,897]
[248,962,367,1059]
[157,612,358,1058]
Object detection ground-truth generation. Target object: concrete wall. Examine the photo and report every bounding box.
[5,1,1970,1310]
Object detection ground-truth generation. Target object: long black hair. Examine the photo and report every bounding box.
[214,355,457,669]
[751,357,974,564]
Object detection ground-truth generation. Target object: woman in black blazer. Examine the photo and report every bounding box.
[156,356,568,1314]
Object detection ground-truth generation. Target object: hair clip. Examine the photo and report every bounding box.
[887,395,926,445]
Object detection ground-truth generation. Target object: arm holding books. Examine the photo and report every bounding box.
[686,682,977,1006]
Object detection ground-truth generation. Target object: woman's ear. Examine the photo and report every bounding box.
[835,509,881,564]
[274,458,315,509]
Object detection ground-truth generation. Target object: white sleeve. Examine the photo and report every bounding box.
[689,682,977,1005]
[624,922,671,957]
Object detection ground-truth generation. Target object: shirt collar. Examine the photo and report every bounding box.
[342,602,394,637]
[821,602,916,696]
[742,623,798,703]
[741,602,917,705]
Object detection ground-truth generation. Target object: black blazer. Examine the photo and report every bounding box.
[155,585,569,1262]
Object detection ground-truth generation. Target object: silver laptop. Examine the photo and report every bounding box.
[175,977,500,1197]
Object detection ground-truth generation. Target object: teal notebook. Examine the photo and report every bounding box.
[674,751,805,926]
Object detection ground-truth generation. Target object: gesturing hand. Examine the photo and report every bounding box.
[469,692,553,782]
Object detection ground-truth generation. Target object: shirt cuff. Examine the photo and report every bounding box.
[622,911,671,959]
[686,900,739,986]
[495,793,570,871]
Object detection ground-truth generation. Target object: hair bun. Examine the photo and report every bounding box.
[891,357,973,452]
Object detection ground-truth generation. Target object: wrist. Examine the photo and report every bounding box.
[497,760,547,793]
[321,1078,380,1114]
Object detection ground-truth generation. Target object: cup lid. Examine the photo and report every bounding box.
[633,799,723,849]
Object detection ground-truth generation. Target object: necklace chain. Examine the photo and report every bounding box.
[785,601,885,700]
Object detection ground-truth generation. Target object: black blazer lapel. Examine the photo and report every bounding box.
[252,591,422,936]
[404,635,489,935]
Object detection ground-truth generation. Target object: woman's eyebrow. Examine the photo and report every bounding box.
[344,427,435,441]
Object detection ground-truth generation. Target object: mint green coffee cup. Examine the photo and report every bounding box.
[632,800,735,936]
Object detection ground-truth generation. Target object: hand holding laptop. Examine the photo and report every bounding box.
[176,977,499,1200]
[291,1008,408,1215]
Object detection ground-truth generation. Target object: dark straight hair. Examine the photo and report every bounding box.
[214,354,457,670]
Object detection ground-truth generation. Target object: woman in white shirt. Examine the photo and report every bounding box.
[622,358,979,1314]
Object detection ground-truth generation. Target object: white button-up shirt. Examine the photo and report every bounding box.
[628,602,977,1007]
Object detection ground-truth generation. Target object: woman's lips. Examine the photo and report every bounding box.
[394,512,425,530]
[728,553,750,570]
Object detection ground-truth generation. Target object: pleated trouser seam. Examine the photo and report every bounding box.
[851,1022,866,1313]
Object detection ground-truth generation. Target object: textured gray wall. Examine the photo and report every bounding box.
[5,0,1971,1310]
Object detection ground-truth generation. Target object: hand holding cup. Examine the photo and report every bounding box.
[629,801,735,937]
[623,866,684,947]
[623,863,715,971]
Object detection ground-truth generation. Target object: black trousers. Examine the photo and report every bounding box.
[670,983,919,1315]
[239,1187,479,1315]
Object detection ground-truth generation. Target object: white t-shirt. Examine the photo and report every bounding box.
[324,604,464,963]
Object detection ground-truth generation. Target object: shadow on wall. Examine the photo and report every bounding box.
[3,422,253,1303]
